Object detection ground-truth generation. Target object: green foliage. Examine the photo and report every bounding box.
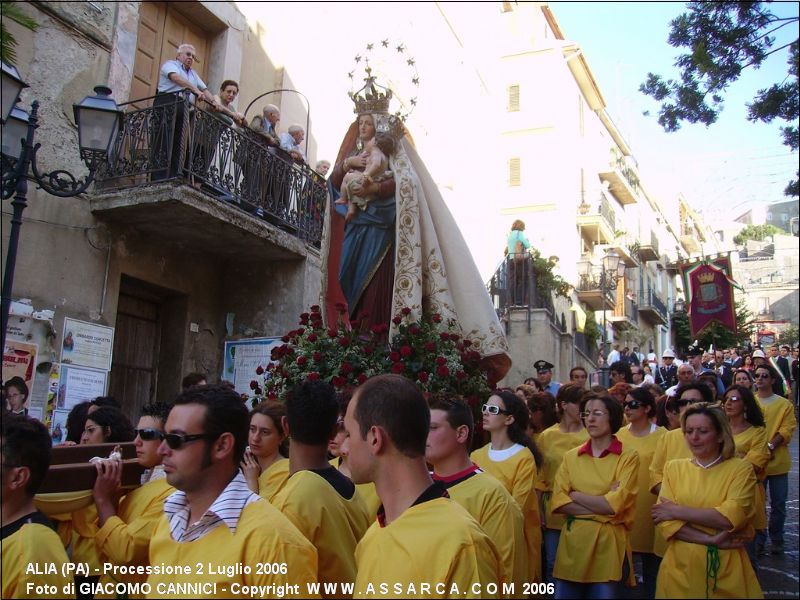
[583,309,599,351]
[0,2,38,65]
[733,224,787,245]
[529,247,571,300]
[640,2,799,197]
[777,324,799,346]
[672,299,755,352]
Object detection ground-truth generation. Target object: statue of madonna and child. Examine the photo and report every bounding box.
[322,71,510,382]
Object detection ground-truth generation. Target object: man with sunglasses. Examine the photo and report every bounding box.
[147,384,317,595]
[753,365,797,556]
[2,415,71,599]
[91,402,174,593]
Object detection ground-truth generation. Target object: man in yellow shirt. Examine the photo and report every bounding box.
[271,380,370,597]
[2,415,72,599]
[342,374,504,599]
[146,384,318,598]
[426,396,528,592]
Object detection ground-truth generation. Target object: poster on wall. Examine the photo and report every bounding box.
[50,408,70,444]
[2,340,38,413]
[222,337,282,398]
[57,364,108,411]
[60,317,114,372]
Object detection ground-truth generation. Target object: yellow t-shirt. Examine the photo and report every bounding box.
[354,496,503,598]
[733,425,769,530]
[146,498,318,598]
[1,514,73,599]
[533,425,589,530]
[616,424,667,554]
[271,469,370,597]
[439,468,529,592]
[655,457,763,599]
[330,457,381,520]
[550,441,639,585]
[94,478,174,598]
[649,427,692,557]
[470,443,542,582]
[258,458,290,502]
[758,394,797,476]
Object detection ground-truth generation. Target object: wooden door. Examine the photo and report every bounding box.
[110,293,161,419]
[130,2,209,106]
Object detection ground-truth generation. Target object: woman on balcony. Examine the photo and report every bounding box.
[322,76,509,382]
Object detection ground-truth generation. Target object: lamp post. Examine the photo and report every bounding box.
[1,62,122,351]
[598,249,626,386]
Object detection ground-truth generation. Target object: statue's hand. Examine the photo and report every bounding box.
[352,180,378,196]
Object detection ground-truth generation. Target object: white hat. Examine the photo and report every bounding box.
[662,349,676,358]
[752,349,766,359]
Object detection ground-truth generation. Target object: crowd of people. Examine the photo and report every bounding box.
[2,336,796,599]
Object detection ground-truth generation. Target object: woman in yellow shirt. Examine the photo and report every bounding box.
[534,383,588,584]
[551,392,639,598]
[240,400,290,501]
[723,384,769,567]
[616,387,665,599]
[652,403,762,599]
[471,389,543,582]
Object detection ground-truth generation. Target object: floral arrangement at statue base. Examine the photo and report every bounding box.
[249,304,492,418]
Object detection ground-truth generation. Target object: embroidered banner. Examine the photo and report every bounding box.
[683,263,737,338]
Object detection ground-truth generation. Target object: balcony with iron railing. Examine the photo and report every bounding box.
[487,256,555,332]
[91,92,327,255]
[638,288,668,325]
[577,193,616,245]
[575,271,617,312]
[599,154,641,206]
[610,293,639,327]
[638,229,660,262]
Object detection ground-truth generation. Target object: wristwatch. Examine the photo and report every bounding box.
[767,442,776,451]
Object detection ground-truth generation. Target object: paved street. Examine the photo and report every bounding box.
[760,427,799,599]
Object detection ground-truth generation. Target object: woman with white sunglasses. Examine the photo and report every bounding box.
[471,389,543,582]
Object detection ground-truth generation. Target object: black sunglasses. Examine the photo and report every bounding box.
[623,400,643,410]
[163,432,217,450]
[135,428,164,441]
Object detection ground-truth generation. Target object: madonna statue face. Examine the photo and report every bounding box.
[358,114,376,141]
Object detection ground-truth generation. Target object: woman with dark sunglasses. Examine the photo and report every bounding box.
[752,364,797,556]
[649,383,713,559]
[616,388,665,598]
[80,403,173,595]
[471,390,544,582]
[724,384,769,565]
[534,384,589,584]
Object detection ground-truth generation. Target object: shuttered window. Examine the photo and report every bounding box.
[509,158,521,187]
[508,84,520,112]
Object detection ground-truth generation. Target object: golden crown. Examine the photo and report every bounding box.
[697,271,716,283]
[349,67,392,114]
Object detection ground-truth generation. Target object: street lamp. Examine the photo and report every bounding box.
[1,61,28,123]
[599,249,626,385]
[1,69,122,351]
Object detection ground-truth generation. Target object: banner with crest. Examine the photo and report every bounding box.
[679,262,737,338]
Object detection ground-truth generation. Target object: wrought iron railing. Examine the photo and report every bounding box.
[97,93,327,247]
[600,193,616,232]
[639,288,667,320]
[650,230,659,255]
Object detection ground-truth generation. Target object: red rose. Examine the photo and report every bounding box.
[339,337,350,347]
[357,373,368,384]
[254,386,263,395]
[435,356,447,365]
[332,375,347,387]
[391,363,405,374]
[268,392,278,400]
[408,326,420,335]
[370,325,384,334]
[310,312,323,322]
[364,345,374,355]
[400,345,413,357]
[401,307,412,316]
[440,332,450,341]
[311,305,321,313]
[418,371,429,383]
[282,335,291,343]
[436,365,450,377]
[389,351,401,362]
[296,355,308,366]
[249,380,258,390]
[300,312,310,320]
[307,372,320,381]
[270,348,280,360]
[295,328,305,336]
[424,341,437,352]
[456,370,467,380]
[307,333,318,342]
[462,339,472,347]
[329,329,339,338]
[255,366,264,375]
[313,351,323,362]
[392,316,402,325]
[450,333,460,342]
[432,313,442,323]
[341,362,354,374]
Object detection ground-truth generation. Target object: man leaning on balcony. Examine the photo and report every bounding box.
[152,43,221,181]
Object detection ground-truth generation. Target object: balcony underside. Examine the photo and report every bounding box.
[578,215,615,245]
[638,244,659,262]
[599,168,638,205]
[576,289,615,312]
[639,305,667,325]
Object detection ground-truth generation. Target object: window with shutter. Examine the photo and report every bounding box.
[508,84,520,112]
[509,158,521,187]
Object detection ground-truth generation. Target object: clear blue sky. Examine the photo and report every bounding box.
[550,1,799,222]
